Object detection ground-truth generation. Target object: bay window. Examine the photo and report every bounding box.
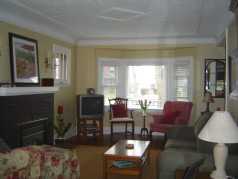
[98,57,193,110]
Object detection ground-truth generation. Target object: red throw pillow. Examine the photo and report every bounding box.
[162,110,180,124]
[111,104,128,118]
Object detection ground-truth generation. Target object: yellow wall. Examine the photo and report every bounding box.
[0,20,226,130]
[227,16,238,123]
[77,44,225,127]
[0,20,77,126]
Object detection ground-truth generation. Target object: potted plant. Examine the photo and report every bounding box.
[54,106,72,143]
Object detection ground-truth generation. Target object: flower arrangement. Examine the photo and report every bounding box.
[138,99,151,114]
[54,106,72,139]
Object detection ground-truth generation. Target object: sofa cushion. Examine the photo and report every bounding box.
[194,112,213,137]
[164,139,197,151]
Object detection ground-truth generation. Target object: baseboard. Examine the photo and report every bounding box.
[60,125,165,138]
[103,126,164,136]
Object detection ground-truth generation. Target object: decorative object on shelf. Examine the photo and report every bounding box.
[45,52,59,69]
[42,78,54,86]
[198,111,238,179]
[87,88,95,95]
[9,33,40,86]
[54,105,72,139]
[125,144,134,149]
[202,91,214,113]
[138,99,151,115]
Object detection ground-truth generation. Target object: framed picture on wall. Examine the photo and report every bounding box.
[9,33,40,86]
[229,48,238,94]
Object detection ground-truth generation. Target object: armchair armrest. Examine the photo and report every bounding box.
[174,116,188,125]
[153,114,163,123]
[167,126,196,141]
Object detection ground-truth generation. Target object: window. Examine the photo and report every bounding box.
[127,65,166,109]
[53,44,71,86]
[98,57,193,110]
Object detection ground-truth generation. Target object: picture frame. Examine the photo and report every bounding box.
[228,48,238,94]
[9,33,40,86]
[229,56,238,94]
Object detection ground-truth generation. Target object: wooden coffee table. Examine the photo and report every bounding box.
[103,139,151,179]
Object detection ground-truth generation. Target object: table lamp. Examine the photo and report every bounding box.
[202,91,214,113]
[198,111,238,179]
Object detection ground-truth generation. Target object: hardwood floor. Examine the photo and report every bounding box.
[56,133,166,150]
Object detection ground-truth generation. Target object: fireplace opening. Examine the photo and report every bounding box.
[17,118,48,147]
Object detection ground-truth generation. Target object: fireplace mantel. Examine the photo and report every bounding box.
[0,87,59,96]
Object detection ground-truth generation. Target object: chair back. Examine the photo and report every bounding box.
[108,98,128,119]
[163,101,193,124]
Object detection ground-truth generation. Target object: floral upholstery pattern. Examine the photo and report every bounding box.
[0,145,80,179]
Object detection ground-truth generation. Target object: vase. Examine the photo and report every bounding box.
[142,110,147,115]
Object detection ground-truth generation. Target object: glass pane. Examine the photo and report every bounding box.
[127,65,165,109]
[55,57,60,79]
[174,64,189,101]
[63,54,67,79]
[103,66,117,85]
[104,86,116,105]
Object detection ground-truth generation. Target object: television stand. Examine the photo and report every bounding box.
[77,117,103,142]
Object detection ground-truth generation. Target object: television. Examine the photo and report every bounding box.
[77,94,104,119]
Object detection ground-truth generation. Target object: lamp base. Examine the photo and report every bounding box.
[210,143,228,179]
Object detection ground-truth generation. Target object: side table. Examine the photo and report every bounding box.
[137,114,151,137]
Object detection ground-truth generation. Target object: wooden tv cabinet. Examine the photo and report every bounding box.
[77,117,103,142]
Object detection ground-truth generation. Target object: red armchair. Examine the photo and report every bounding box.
[150,101,193,138]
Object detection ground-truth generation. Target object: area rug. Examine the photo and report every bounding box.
[75,145,162,179]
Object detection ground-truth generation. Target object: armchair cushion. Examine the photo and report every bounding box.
[163,110,180,124]
[111,104,128,118]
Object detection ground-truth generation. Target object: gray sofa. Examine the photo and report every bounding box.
[158,112,238,179]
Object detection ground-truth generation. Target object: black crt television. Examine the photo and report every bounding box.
[77,94,104,119]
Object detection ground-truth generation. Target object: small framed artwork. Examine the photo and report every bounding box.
[9,33,40,86]
[87,88,95,95]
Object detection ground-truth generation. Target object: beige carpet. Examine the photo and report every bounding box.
[75,145,162,179]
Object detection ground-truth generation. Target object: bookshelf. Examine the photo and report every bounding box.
[77,117,103,142]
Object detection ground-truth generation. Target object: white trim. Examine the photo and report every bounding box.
[0,87,59,96]
[0,17,77,45]
[78,37,216,46]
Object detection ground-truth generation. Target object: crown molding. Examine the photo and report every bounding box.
[0,16,77,45]
[77,37,216,46]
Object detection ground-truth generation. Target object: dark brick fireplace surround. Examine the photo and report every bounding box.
[0,91,56,148]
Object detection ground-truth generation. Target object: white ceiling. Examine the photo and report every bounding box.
[0,0,235,45]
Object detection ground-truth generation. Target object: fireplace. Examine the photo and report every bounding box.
[18,118,48,146]
[0,87,58,148]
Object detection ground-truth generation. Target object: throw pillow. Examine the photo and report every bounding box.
[162,110,180,124]
[111,104,128,118]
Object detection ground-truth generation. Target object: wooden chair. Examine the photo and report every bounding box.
[108,98,134,139]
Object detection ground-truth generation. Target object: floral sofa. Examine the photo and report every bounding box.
[0,144,80,178]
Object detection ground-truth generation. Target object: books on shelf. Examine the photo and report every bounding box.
[80,124,99,131]
[112,161,135,168]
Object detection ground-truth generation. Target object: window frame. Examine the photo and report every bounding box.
[52,44,71,86]
[98,57,193,111]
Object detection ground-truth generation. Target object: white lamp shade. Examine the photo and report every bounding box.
[198,111,238,144]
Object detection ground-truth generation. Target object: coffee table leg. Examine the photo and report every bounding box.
[103,157,107,179]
